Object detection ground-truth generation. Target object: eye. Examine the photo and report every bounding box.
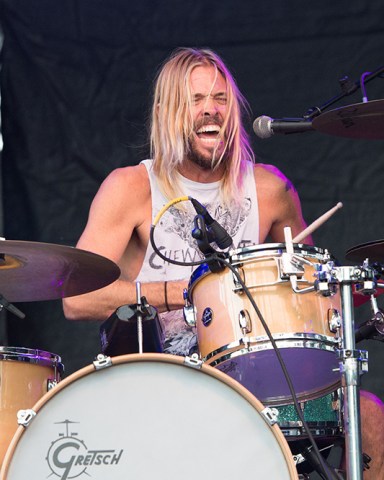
[192,94,205,105]
[214,94,227,105]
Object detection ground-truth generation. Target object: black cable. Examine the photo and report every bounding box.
[150,199,340,479]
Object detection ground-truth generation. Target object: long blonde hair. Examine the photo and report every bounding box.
[150,47,255,205]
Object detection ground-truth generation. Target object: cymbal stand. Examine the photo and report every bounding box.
[136,281,144,354]
[315,262,372,480]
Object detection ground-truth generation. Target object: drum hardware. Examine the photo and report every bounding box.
[16,410,35,428]
[230,254,315,294]
[292,441,344,480]
[99,284,164,356]
[47,378,59,390]
[93,353,112,370]
[328,308,342,334]
[355,296,384,343]
[261,406,279,426]
[314,262,378,479]
[0,239,120,302]
[183,288,197,327]
[239,310,252,335]
[0,294,25,319]
[183,352,203,369]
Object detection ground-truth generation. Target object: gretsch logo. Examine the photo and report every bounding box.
[46,420,123,479]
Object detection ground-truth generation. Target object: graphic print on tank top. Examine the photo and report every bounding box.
[160,197,252,251]
[159,197,253,357]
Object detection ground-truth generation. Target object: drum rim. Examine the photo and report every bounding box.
[205,332,338,363]
[189,242,335,288]
[1,352,298,479]
[0,346,63,370]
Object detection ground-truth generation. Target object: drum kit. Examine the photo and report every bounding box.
[0,99,384,479]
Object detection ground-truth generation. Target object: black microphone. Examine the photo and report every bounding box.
[355,310,384,343]
[253,115,314,138]
[190,197,233,249]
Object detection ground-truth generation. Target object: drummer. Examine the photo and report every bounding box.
[63,47,384,477]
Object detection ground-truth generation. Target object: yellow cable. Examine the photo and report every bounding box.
[152,196,190,226]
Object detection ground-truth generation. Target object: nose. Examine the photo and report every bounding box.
[202,96,219,116]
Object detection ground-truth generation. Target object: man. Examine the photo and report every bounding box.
[63,48,383,478]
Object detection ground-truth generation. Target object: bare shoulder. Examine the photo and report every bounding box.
[99,164,150,197]
[253,163,296,195]
[82,163,151,238]
[253,163,310,243]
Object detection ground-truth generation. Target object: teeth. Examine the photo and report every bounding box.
[197,125,221,134]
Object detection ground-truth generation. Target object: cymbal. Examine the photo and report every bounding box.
[346,239,384,263]
[0,240,120,302]
[312,99,384,139]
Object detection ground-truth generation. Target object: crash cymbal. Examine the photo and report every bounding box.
[346,239,384,263]
[312,99,384,139]
[0,240,120,302]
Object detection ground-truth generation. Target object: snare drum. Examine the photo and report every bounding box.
[274,390,343,439]
[1,353,298,479]
[0,347,63,466]
[189,243,341,405]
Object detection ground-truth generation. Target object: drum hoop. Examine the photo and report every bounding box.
[189,242,335,289]
[230,242,328,260]
[205,332,338,362]
[0,346,63,370]
[1,353,298,479]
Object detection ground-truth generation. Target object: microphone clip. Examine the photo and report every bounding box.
[192,215,225,273]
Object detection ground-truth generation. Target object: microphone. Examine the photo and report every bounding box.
[190,197,233,249]
[253,115,313,139]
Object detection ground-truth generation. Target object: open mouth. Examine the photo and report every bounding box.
[195,124,221,143]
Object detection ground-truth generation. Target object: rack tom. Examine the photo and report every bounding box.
[188,243,342,405]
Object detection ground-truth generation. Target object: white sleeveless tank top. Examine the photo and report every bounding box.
[136,159,260,355]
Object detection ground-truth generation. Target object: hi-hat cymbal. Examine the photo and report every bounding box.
[346,239,384,263]
[0,240,120,302]
[312,99,384,139]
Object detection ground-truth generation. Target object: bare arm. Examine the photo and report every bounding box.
[63,166,186,322]
[256,164,314,245]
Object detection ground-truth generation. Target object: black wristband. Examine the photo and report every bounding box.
[164,281,170,312]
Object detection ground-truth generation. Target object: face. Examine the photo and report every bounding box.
[187,65,228,170]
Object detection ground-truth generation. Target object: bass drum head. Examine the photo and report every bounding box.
[1,353,297,479]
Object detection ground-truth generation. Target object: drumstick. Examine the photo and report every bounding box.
[292,202,343,243]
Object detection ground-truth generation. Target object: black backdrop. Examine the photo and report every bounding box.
[0,0,384,402]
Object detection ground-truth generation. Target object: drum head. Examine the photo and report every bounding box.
[1,354,297,479]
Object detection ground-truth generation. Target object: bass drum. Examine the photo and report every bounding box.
[1,353,297,480]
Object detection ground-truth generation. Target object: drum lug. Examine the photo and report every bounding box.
[261,406,279,426]
[183,289,196,327]
[93,353,112,370]
[17,409,36,427]
[47,378,59,391]
[184,353,203,369]
[328,308,342,333]
[239,310,252,334]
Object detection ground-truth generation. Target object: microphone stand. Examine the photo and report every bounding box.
[304,65,384,119]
